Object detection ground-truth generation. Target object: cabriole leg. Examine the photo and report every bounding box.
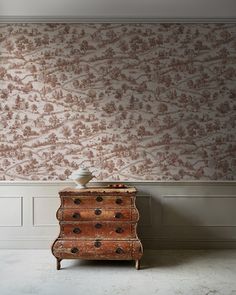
[57,258,62,270]
[135,259,140,270]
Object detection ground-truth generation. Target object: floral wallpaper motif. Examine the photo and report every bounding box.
[0,24,235,181]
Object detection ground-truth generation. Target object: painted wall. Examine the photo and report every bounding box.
[0,24,235,181]
[0,0,236,18]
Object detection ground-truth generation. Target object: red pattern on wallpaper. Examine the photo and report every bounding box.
[0,24,235,181]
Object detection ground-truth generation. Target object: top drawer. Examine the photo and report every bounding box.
[61,195,134,208]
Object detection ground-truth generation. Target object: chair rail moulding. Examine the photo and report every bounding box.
[0,16,236,23]
[0,181,236,186]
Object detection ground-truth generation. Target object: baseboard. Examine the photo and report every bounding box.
[0,239,54,249]
[142,239,236,249]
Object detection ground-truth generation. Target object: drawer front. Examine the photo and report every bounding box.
[62,195,134,208]
[60,222,137,240]
[57,208,139,222]
[52,240,143,260]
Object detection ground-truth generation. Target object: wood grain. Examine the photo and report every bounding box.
[60,187,137,195]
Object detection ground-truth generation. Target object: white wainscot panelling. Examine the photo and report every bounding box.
[0,197,22,226]
[0,181,235,249]
[136,194,152,227]
[162,196,236,226]
[33,197,60,227]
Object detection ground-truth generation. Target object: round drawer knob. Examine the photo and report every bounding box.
[95,209,102,215]
[94,241,101,248]
[115,227,124,234]
[116,198,123,205]
[72,213,80,219]
[73,227,81,234]
[95,223,102,229]
[71,247,79,253]
[115,212,122,219]
[96,196,103,202]
[74,198,81,205]
[116,247,124,254]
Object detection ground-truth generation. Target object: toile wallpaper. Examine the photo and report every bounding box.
[0,23,235,181]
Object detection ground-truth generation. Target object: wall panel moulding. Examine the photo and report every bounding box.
[0,181,235,249]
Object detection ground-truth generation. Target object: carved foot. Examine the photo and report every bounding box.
[57,259,61,270]
[135,259,140,270]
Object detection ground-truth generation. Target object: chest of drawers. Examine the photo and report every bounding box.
[51,186,143,270]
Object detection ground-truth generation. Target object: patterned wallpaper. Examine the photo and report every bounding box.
[0,24,235,181]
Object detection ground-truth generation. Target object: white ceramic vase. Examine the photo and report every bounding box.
[69,167,95,188]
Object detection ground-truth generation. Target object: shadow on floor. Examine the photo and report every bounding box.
[61,259,136,270]
[140,249,235,270]
[59,249,232,270]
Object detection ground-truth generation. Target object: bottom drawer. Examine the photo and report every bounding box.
[52,239,143,260]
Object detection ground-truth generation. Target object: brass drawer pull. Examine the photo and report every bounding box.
[94,241,101,248]
[115,227,124,234]
[95,223,102,229]
[95,209,102,215]
[96,196,103,202]
[116,198,123,205]
[73,228,81,234]
[115,247,124,254]
[74,198,81,205]
[72,213,80,219]
[71,247,79,253]
[115,212,122,219]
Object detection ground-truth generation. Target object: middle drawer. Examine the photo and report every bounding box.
[59,222,137,239]
[57,208,139,222]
